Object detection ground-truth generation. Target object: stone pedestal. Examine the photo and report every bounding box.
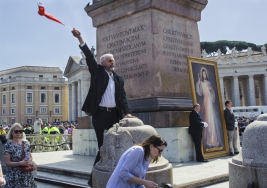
[85,0,207,127]
[72,129,98,156]
[229,114,267,187]
[73,127,197,163]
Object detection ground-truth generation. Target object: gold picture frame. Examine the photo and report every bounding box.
[187,56,229,158]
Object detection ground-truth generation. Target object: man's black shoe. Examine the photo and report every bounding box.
[230,152,234,156]
[197,159,209,162]
[88,174,92,187]
[234,151,239,155]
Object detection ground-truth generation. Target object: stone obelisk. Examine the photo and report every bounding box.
[85,0,207,127]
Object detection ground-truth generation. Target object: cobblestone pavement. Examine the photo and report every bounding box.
[203,181,229,188]
[36,181,65,188]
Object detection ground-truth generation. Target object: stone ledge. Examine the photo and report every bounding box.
[85,0,207,27]
[174,174,229,188]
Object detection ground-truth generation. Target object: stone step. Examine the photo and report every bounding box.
[37,165,91,179]
[36,171,89,188]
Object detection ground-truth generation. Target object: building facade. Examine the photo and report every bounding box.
[206,47,267,107]
[63,53,91,124]
[0,66,68,125]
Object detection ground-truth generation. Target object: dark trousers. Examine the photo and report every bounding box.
[92,107,120,166]
[191,134,204,162]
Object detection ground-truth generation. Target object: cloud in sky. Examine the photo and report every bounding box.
[0,0,266,72]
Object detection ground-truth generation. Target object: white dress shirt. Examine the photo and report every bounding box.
[80,43,116,108]
[99,71,116,108]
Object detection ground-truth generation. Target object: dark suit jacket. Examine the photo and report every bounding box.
[80,44,131,119]
[188,110,204,136]
[224,108,235,131]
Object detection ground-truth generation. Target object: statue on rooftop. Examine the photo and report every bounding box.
[247,47,252,57]
[231,47,237,58]
[261,46,266,56]
[202,49,207,59]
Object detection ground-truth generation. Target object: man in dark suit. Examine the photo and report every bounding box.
[72,28,134,186]
[224,99,239,156]
[189,103,209,162]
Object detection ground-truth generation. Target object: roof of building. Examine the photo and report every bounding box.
[207,51,264,64]
[0,66,62,75]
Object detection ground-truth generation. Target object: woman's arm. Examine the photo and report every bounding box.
[3,154,30,167]
[128,177,158,188]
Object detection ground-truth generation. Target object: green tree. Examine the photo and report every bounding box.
[200,40,267,56]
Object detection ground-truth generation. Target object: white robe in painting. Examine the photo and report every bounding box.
[196,79,223,148]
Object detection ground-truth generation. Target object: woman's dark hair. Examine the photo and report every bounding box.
[201,69,208,81]
[138,135,167,163]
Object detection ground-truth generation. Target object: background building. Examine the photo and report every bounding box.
[64,52,91,128]
[0,66,68,125]
[206,48,267,107]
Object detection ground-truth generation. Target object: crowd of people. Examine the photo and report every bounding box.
[0,120,78,136]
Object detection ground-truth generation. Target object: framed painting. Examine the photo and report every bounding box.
[187,56,229,158]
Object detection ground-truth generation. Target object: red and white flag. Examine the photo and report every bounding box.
[37,2,72,29]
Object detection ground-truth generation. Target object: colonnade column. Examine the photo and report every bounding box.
[219,76,224,101]
[68,84,72,121]
[264,75,267,105]
[233,76,240,106]
[72,82,77,121]
[248,75,256,106]
[78,80,82,117]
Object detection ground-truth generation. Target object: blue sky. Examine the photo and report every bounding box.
[0,0,266,71]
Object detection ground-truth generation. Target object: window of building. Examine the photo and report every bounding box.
[40,108,47,114]
[54,93,60,103]
[3,88,6,91]
[2,109,6,115]
[53,75,57,78]
[41,87,46,90]
[0,78,3,80]
[26,86,32,89]
[11,94,15,103]
[11,87,15,90]
[26,93,32,103]
[9,76,11,79]
[26,108,33,114]
[2,95,6,105]
[39,75,43,78]
[54,87,60,90]
[41,118,48,123]
[54,108,60,114]
[40,93,46,103]
[27,119,32,124]
[11,108,15,114]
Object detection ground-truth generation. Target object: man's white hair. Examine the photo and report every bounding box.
[100,54,113,63]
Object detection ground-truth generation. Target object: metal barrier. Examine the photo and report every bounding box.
[26,134,72,153]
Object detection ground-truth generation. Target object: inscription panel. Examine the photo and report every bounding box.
[96,9,201,99]
[153,9,201,96]
[97,12,153,99]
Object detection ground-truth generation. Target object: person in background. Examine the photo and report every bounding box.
[106,135,167,188]
[33,118,43,134]
[41,124,49,134]
[224,100,239,156]
[0,126,6,135]
[3,123,36,188]
[58,125,65,134]
[188,103,209,162]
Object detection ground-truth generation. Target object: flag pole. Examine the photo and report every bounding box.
[63,24,73,30]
